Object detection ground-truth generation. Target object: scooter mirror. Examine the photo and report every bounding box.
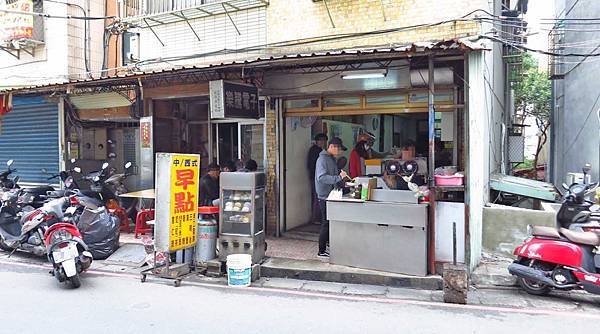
[583,163,592,174]
[73,167,82,173]
[41,168,47,174]
[70,158,76,163]
[7,159,13,167]
[562,183,569,190]
[125,162,132,169]
[102,162,109,170]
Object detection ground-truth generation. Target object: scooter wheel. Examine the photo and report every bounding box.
[517,260,554,296]
[140,275,147,283]
[69,274,82,289]
[174,280,181,287]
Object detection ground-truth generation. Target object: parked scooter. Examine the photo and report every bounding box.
[78,161,135,228]
[0,194,64,255]
[44,220,92,288]
[0,160,18,190]
[509,165,600,297]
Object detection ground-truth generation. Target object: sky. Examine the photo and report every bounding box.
[524,0,556,68]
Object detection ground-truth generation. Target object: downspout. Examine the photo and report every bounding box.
[427,54,436,274]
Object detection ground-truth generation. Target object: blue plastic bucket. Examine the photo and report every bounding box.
[226,254,252,287]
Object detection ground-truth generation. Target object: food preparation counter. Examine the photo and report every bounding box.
[327,197,428,276]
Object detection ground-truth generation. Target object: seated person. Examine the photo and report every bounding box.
[245,159,258,172]
[199,163,220,206]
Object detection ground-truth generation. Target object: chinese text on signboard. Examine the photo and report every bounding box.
[169,155,199,252]
[0,0,33,42]
[209,80,259,119]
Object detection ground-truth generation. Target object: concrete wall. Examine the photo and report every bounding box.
[135,7,267,71]
[0,1,106,88]
[266,0,483,53]
[551,0,600,186]
[482,204,555,257]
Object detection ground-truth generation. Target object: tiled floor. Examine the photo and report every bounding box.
[266,237,319,261]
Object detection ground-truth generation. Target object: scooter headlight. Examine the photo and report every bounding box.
[51,229,73,245]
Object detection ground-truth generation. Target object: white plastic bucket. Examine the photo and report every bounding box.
[226,254,252,287]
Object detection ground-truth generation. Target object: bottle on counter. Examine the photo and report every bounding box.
[353,184,362,199]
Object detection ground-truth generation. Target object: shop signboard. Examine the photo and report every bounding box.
[0,0,34,42]
[209,80,259,119]
[154,153,200,253]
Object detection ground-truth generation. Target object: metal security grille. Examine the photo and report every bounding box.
[0,96,59,184]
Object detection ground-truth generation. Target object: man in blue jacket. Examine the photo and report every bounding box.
[315,137,348,258]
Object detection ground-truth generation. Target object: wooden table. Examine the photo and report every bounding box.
[119,189,155,199]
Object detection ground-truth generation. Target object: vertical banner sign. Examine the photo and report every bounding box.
[154,153,200,253]
[169,155,199,251]
[139,116,153,189]
[140,117,151,148]
[0,0,34,42]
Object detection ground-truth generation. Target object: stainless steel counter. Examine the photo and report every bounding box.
[327,198,428,276]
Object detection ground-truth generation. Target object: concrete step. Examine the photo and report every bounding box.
[260,257,442,290]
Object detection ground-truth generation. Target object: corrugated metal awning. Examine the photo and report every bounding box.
[1,38,488,94]
[68,92,133,110]
[490,173,559,202]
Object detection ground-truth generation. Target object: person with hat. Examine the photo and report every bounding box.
[307,133,328,224]
[199,163,221,206]
[315,137,348,258]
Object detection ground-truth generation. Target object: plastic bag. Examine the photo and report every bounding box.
[76,206,120,260]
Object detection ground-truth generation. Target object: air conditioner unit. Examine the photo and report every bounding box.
[122,32,140,66]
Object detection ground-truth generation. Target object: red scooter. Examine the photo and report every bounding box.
[44,221,92,289]
[509,171,600,296]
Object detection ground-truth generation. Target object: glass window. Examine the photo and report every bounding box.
[366,95,407,106]
[221,189,253,235]
[285,98,320,109]
[409,90,455,103]
[241,124,264,170]
[323,96,361,108]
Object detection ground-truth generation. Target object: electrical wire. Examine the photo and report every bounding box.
[563,90,600,156]
[43,0,90,75]
[0,7,115,20]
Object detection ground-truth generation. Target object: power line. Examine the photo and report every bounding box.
[482,35,600,57]
[563,91,600,155]
[0,7,115,20]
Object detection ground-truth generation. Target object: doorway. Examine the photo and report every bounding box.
[212,121,266,170]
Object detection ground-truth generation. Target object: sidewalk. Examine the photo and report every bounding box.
[2,249,599,314]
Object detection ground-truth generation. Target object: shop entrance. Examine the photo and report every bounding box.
[211,120,266,170]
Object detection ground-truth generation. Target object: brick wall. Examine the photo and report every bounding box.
[266,0,483,53]
[264,99,278,235]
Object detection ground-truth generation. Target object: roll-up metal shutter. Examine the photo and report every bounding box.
[0,96,59,184]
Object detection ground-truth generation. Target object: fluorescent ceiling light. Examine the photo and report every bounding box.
[341,69,387,80]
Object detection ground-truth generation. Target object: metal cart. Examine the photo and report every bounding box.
[219,172,266,264]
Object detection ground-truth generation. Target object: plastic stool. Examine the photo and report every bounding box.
[135,209,155,238]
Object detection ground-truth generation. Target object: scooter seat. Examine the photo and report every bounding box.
[559,228,600,246]
[531,226,561,238]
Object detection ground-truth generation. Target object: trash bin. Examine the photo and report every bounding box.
[196,206,219,263]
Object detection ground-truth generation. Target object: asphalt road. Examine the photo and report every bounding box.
[0,262,598,334]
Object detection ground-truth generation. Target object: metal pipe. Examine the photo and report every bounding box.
[427,54,436,274]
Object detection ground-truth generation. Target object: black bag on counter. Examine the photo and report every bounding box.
[76,207,120,260]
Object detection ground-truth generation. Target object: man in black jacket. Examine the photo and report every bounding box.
[307,133,328,224]
[199,163,220,206]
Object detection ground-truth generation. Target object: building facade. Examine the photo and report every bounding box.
[549,0,600,185]
[0,0,529,271]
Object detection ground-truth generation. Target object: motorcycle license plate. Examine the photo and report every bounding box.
[52,244,78,263]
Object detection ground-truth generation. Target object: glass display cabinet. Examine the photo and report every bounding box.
[219,172,266,264]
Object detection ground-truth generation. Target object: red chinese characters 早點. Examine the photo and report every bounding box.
[174,191,196,213]
[175,168,196,190]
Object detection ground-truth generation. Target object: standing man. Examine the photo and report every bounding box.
[315,137,348,258]
[307,133,328,224]
[199,163,220,206]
